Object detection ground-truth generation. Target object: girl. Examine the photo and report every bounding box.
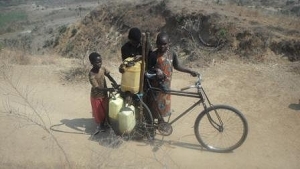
[147,32,198,122]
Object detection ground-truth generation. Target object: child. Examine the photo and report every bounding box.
[88,52,117,134]
[121,27,142,61]
[147,32,198,122]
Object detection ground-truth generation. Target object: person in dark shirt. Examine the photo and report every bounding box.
[121,27,143,61]
[119,27,153,73]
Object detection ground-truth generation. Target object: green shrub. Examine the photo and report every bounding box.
[63,67,89,82]
[63,42,74,56]
[217,28,227,39]
[71,28,77,37]
[58,25,67,35]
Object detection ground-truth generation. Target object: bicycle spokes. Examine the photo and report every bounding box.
[194,105,248,152]
[206,108,224,132]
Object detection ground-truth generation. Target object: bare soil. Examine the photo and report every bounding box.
[0,1,300,169]
[0,56,300,169]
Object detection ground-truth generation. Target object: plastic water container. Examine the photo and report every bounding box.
[121,57,141,94]
[118,104,136,134]
[108,94,124,130]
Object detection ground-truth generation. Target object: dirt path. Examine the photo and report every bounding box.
[0,58,299,169]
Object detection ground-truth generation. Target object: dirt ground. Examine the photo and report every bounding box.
[0,56,299,169]
[1,1,300,169]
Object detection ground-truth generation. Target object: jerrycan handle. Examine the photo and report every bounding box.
[110,93,119,100]
[125,103,135,116]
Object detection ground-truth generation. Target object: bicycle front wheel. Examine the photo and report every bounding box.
[194,105,248,153]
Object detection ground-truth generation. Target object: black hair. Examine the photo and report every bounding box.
[156,32,169,44]
[128,27,141,42]
[89,52,101,64]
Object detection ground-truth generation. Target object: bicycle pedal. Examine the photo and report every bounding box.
[158,122,173,136]
[92,131,100,136]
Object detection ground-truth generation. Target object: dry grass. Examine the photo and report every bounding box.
[2,0,299,80]
[0,48,58,65]
[0,62,72,168]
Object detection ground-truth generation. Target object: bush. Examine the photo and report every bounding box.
[58,25,67,35]
[71,28,77,37]
[62,67,89,82]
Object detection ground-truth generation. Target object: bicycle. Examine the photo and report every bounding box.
[108,72,248,153]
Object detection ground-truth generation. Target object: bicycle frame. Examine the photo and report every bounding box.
[108,74,247,152]
[108,73,224,134]
[145,87,203,125]
[143,76,224,131]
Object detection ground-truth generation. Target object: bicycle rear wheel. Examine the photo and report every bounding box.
[194,105,248,153]
[131,98,156,141]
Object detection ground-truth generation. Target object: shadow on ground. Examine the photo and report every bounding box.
[50,118,123,148]
[60,118,96,134]
[50,118,215,151]
[288,103,300,111]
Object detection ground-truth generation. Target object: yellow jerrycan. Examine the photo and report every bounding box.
[108,93,124,130]
[118,104,136,134]
[121,57,141,94]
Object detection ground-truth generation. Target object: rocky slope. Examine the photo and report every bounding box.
[1,0,300,65]
[52,0,300,64]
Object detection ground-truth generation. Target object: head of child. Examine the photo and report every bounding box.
[128,27,141,47]
[89,52,102,69]
[156,32,169,53]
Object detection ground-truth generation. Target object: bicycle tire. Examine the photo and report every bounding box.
[194,105,248,153]
[130,98,156,140]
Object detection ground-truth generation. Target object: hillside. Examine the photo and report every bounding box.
[52,0,300,65]
[1,0,300,67]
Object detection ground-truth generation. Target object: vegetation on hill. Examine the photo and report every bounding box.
[52,0,300,65]
[0,0,299,67]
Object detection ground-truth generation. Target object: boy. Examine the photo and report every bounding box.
[88,52,117,134]
[121,27,142,61]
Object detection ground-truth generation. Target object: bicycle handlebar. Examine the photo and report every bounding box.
[180,74,202,91]
[145,71,202,91]
[96,83,121,93]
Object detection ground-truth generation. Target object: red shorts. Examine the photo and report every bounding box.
[90,97,108,124]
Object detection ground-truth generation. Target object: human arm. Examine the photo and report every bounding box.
[121,45,127,61]
[172,52,199,77]
[132,44,143,61]
[105,72,118,89]
[146,50,166,79]
[133,55,142,62]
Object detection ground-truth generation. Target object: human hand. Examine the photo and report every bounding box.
[119,65,125,73]
[190,71,199,77]
[134,55,142,61]
[159,82,168,93]
[156,69,165,80]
